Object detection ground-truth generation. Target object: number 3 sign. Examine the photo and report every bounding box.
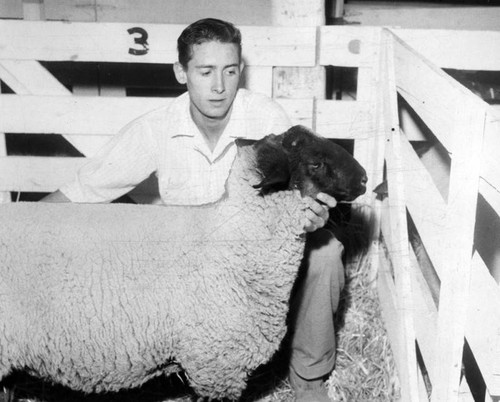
[128,27,149,56]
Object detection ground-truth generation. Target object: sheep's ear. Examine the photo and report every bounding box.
[252,134,291,192]
[282,125,315,151]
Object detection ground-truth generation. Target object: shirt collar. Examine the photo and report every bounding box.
[169,90,246,162]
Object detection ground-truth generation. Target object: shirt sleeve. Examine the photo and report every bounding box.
[60,118,157,203]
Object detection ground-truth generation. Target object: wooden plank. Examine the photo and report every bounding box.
[276,99,313,129]
[377,249,402,381]
[315,100,373,140]
[242,66,273,97]
[480,178,500,218]
[480,115,500,214]
[333,0,344,19]
[465,252,500,396]
[380,29,419,402]
[356,66,376,102]
[0,20,316,67]
[0,156,86,192]
[272,0,324,26]
[395,37,500,197]
[392,29,500,71]
[0,135,9,203]
[393,34,486,153]
[344,3,500,32]
[272,66,325,100]
[0,60,69,95]
[44,0,273,25]
[0,95,312,138]
[409,248,438,385]
[350,29,381,207]
[400,97,498,400]
[0,74,11,203]
[378,243,429,402]
[241,25,316,67]
[385,154,500,396]
[23,0,44,20]
[44,0,96,22]
[319,25,380,67]
[0,60,108,157]
[458,376,474,402]
[0,94,169,136]
[356,28,384,252]
[0,20,180,63]
[417,365,431,402]
[400,135,448,280]
[271,0,325,137]
[430,94,485,402]
[399,104,426,141]
[0,0,23,19]
[0,155,160,202]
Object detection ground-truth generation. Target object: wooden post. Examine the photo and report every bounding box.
[379,29,420,402]
[333,0,344,19]
[355,28,384,261]
[0,0,46,203]
[271,0,325,130]
[430,97,485,402]
[0,77,9,203]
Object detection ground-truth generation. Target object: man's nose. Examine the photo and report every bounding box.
[212,73,225,93]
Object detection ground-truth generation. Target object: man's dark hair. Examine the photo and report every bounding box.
[177,18,242,69]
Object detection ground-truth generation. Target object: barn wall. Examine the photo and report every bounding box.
[341,1,500,31]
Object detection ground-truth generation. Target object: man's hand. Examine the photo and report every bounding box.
[303,192,337,233]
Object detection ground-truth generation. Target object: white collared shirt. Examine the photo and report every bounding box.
[60,89,292,205]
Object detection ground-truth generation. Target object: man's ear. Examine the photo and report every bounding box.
[239,61,245,74]
[173,62,187,85]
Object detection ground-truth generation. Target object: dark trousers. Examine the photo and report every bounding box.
[288,229,345,379]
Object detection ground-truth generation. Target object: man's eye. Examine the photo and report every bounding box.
[225,69,237,75]
[201,70,211,76]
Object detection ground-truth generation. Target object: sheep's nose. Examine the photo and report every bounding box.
[358,174,368,194]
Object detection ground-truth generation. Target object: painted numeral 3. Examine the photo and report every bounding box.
[128,27,149,56]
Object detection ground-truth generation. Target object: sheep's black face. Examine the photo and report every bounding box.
[250,126,367,202]
[283,126,367,201]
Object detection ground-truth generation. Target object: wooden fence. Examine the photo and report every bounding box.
[377,29,500,402]
[0,18,500,402]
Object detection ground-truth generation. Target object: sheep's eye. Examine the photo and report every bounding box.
[309,162,323,170]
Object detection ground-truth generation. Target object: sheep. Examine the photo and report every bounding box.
[0,125,367,401]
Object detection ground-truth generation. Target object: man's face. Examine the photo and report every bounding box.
[175,41,242,123]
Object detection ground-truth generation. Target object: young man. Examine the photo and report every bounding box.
[43,18,343,402]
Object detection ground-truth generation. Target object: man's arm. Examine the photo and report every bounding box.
[40,190,71,203]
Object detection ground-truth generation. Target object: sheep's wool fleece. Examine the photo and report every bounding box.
[0,152,308,400]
